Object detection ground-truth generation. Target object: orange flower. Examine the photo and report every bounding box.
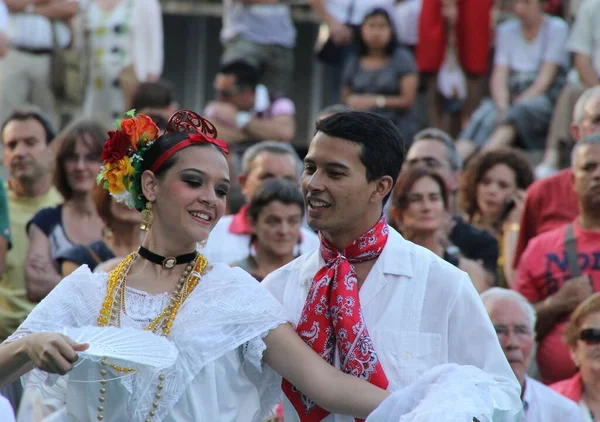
[103,158,134,195]
[121,114,160,146]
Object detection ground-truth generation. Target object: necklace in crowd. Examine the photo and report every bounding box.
[96,251,208,421]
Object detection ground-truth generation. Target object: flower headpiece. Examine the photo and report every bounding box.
[97,109,228,211]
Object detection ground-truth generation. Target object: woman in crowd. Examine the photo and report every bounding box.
[81,0,163,120]
[24,119,107,302]
[388,167,489,292]
[58,186,143,275]
[552,293,600,421]
[342,7,419,143]
[231,178,304,282]
[459,148,534,287]
[0,110,389,421]
[456,0,569,160]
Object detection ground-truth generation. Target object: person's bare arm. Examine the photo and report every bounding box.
[24,225,63,302]
[244,115,295,142]
[514,62,559,103]
[490,65,510,109]
[534,275,593,341]
[31,0,78,20]
[263,323,389,418]
[383,75,419,110]
[574,52,600,88]
[307,0,352,46]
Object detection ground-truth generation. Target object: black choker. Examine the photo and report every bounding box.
[138,246,197,269]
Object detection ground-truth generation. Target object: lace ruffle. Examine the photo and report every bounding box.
[5,264,289,421]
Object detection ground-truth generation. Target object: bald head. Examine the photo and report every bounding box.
[572,87,600,142]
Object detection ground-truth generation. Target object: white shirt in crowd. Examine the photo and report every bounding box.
[202,214,319,265]
[262,226,521,422]
[494,15,569,73]
[521,376,582,421]
[0,394,14,422]
[0,1,7,32]
[7,0,78,50]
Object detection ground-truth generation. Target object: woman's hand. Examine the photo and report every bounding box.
[24,333,88,375]
[346,95,375,111]
[506,189,525,225]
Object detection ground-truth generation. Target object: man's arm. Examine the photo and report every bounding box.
[244,114,295,142]
[24,224,63,302]
[574,52,600,87]
[30,0,78,21]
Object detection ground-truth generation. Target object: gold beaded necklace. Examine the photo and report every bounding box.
[95,251,208,421]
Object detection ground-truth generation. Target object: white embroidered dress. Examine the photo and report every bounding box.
[5,263,288,421]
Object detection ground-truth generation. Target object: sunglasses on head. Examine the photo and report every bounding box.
[579,328,600,345]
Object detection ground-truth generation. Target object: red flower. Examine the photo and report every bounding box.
[101,130,134,163]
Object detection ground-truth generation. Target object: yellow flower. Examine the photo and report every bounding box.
[103,158,134,195]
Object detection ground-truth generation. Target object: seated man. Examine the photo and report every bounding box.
[204,60,295,168]
[203,141,318,265]
[482,288,581,421]
[131,80,178,126]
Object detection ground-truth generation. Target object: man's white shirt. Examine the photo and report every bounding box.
[521,376,581,421]
[262,226,521,421]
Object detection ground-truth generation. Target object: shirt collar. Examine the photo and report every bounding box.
[294,225,413,286]
[228,205,251,235]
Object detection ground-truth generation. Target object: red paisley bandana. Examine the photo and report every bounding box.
[282,216,389,421]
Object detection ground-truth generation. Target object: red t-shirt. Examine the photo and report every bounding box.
[514,219,600,384]
[514,169,579,268]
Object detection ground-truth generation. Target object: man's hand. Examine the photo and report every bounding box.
[553,275,594,314]
[329,20,352,46]
[205,102,239,127]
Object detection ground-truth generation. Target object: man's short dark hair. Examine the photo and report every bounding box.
[131,81,174,111]
[1,107,56,144]
[315,111,405,204]
[219,60,259,90]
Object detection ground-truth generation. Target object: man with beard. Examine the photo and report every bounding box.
[515,132,600,386]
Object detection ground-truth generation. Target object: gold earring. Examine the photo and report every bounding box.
[140,202,154,230]
[199,236,209,248]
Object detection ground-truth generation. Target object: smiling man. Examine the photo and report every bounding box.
[262,111,521,421]
[482,288,581,421]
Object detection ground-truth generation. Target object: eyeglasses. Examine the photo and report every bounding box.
[579,328,600,345]
[214,86,244,99]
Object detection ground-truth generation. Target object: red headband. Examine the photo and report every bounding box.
[150,133,229,173]
[149,110,229,173]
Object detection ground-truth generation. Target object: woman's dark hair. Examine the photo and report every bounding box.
[358,7,399,57]
[459,148,534,221]
[54,119,107,200]
[92,185,114,229]
[1,106,56,144]
[315,111,405,204]
[388,167,448,231]
[247,178,305,223]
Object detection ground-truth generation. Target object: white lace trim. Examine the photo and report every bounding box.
[5,264,289,421]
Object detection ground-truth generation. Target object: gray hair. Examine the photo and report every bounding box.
[317,104,348,119]
[413,128,463,171]
[480,288,536,329]
[240,141,302,177]
[573,86,600,125]
[571,132,600,167]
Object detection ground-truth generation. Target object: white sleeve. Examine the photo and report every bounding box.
[543,18,569,66]
[132,0,164,81]
[493,23,511,67]
[0,395,14,422]
[446,276,522,417]
[0,1,8,32]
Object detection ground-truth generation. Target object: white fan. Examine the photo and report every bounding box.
[62,326,178,369]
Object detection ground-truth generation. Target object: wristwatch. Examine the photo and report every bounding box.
[235,111,252,129]
[375,95,386,108]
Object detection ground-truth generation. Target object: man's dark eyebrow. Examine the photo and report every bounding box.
[303,158,350,171]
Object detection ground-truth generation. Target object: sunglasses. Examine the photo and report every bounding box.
[579,328,600,345]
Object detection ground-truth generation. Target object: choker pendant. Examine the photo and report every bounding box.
[138,246,197,269]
